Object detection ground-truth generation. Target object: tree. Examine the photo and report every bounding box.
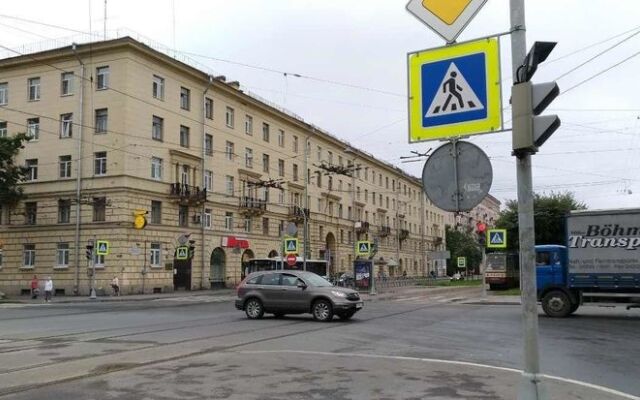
[445,227,482,276]
[495,192,587,250]
[0,133,30,207]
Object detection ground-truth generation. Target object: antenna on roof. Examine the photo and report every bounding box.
[103,0,107,40]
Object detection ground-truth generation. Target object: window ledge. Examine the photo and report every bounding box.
[53,265,69,270]
[20,266,35,270]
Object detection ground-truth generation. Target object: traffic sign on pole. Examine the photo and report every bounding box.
[406,0,488,44]
[286,254,297,267]
[487,229,507,249]
[355,241,371,257]
[284,238,299,255]
[96,240,109,256]
[408,38,502,143]
[457,256,466,268]
[176,246,189,260]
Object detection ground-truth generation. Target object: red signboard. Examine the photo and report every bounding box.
[286,254,297,267]
[221,236,249,249]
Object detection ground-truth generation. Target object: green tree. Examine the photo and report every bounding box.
[495,191,587,250]
[0,133,30,207]
[445,227,482,275]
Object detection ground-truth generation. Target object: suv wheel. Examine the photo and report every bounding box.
[312,299,333,322]
[245,298,264,319]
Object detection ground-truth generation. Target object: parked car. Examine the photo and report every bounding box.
[235,270,364,322]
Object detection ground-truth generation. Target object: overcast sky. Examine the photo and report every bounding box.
[2,0,640,210]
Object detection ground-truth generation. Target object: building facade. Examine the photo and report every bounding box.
[0,37,450,296]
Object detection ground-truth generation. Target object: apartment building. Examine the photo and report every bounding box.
[0,37,451,296]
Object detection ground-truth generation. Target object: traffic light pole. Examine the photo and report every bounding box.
[510,1,547,399]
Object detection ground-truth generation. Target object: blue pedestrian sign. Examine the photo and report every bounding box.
[408,38,502,143]
[96,240,109,255]
[486,229,507,249]
[284,238,299,255]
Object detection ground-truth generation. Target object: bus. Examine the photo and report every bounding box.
[485,252,520,290]
[243,257,328,278]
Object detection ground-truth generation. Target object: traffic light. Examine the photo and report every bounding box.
[85,244,94,260]
[188,240,196,259]
[512,42,561,156]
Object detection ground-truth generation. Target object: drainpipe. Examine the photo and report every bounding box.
[71,43,85,295]
[201,75,213,290]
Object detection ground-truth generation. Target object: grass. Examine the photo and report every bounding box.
[434,279,483,287]
[491,288,521,296]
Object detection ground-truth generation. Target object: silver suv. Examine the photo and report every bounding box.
[235,270,364,322]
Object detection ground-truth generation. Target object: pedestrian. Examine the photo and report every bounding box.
[111,276,120,296]
[44,277,53,302]
[30,275,39,299]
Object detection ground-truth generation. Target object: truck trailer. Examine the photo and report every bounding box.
[536,208,640,317]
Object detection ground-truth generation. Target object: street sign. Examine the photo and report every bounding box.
[457,256,466,268]
[286,254,297,267]
[176,246,189,260]
[427,250,450,260]
[284,238,299,255]
[286,222,298,236]
[355,241,371,256]
[96,240,109,255]
[487,229,507,249]
[408,38,502,143]
[421,141,492,212]
[406,0,488,43]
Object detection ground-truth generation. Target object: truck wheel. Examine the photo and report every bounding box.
[542,290,572,317]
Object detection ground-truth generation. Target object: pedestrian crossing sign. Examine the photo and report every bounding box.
[284,238,299,255]
[96,240,109,255]
[486,229,507,249]
[408,38,502,143]
[176,246,189,260]
[355,241,371,256]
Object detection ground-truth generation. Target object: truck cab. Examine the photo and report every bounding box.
[535,245,581,317]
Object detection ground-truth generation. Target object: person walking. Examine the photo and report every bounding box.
[44,277,53,302]
[111,276,120,296]
[30,275,39,299]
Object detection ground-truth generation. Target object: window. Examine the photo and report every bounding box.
[293,135,298,153]
[204,170,213,191]
[225,141,234,160]
[152,116,163,141]
[58,199,71,223]
[278,189,284,204]
[25,202,37,225]
[260,123,269,142]
[96,66,109,90]
[179,125,190,148]
[204,208,212,229]
[244,216,251,233]
[293,164,299,181]
[178,205,188,227]
[225,106,234,128]
[94,152,107,175]
[205,134,213,156]
[261,273,280,286]
[93,252,105,267]
[262,154,270,173]
[56,243,70,267]
[151,157,163,180]
[93,197,106,222]
[262,217,269,235]
[150,243,161,266]
[225,175,234,195]
[245,148,253,168]
[95,109,107,134]
[58,155,72,178]
[61,72,73,95]
[152,75,164,99]
[23,244,36,267]
[25,159,38,181]
[0,121,6,137]
[245,115,253,135]
[151,201,162,224]
[278,159,285,177]
[278,129,285,147]
[0,82,7,105]
[60,113,73,138]
[317,146,322,160]
[205,97,213,119]
[328,151,333,164]
[28,77,40,101]
[316,171,322,188]
[224,212,233,230]
[27,118,39,140]
[181,165,189,185]
[180,87,190,110]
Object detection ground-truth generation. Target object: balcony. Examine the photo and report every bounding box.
[169,183,207,205]
[399,229,410,241]
[288,206,309,222]
[355,221,370,234]
[239,196,267,216]
[378,226,391,237]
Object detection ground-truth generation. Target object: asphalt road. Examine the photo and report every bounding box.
[0,293,638,399]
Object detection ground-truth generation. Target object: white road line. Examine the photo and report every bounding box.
[235,350,640,400]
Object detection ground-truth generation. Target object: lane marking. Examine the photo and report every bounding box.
[236,350,640,400]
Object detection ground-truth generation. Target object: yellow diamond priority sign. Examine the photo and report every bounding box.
[406,0,487,43]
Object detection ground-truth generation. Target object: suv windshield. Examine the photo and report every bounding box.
[301,273,333,287]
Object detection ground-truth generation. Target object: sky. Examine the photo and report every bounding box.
[1,0,640,210]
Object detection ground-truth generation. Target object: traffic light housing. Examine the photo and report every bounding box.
[85,244,94,260]
[512,81,561,156]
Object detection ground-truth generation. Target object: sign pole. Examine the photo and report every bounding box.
[510,1,547,399]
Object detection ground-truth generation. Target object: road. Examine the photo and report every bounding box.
[0,291,638,399]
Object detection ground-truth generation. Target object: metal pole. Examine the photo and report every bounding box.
[510,1,547,398]
[142,240,147,294]
[481,248,487,297]
[304,137,309,263]
[71,45,84,296]
[302,206,307,271]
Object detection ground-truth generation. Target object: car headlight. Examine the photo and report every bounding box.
[331,290,347,298]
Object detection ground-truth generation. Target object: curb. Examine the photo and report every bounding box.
[5,291,236,305]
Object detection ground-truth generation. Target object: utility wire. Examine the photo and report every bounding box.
[561,49,640,95]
